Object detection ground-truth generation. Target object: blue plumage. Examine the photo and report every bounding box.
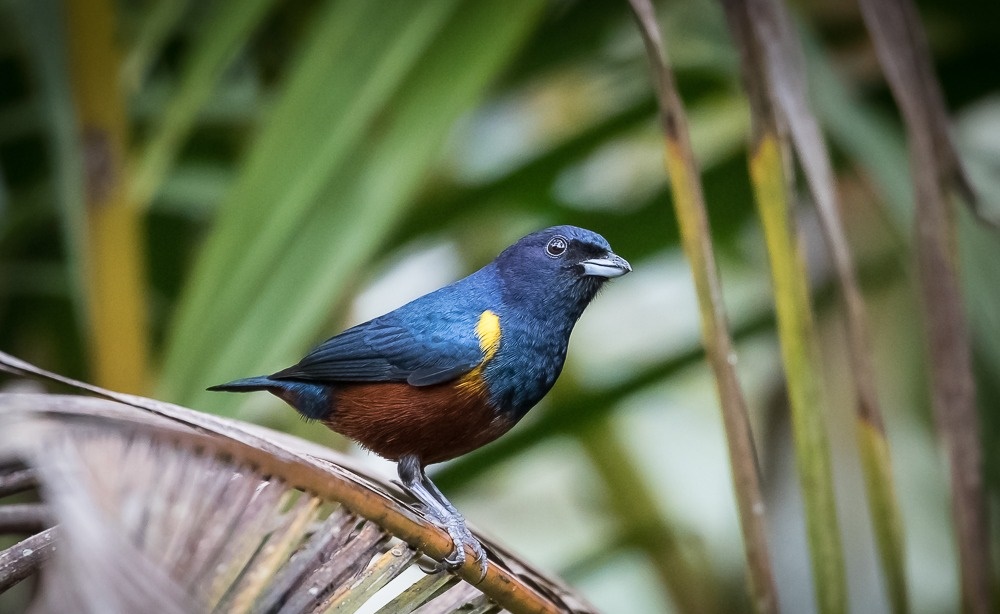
[270,279,492,386]
[217,226,626,417]
[209,225,630,573]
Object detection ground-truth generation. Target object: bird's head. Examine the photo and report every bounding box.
[494,225,631,321]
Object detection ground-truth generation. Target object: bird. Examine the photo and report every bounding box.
[208,225,631,575]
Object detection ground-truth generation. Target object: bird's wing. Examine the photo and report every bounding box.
[269,309,487,387]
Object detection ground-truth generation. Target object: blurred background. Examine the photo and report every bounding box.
[1,0,998,611]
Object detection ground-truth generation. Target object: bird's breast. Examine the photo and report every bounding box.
[326,380,513,465]
[478,311,571,418]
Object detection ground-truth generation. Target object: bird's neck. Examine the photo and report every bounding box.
[498,272,603,328]
[483,290,597,419]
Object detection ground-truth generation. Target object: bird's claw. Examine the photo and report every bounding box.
[441,517,488,581]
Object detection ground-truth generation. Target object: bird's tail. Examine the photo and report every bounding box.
[206,376,275,393]
[208,376,332,420]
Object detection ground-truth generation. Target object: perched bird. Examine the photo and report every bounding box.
[209,225,630,573]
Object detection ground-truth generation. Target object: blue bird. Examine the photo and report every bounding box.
[209,225,630,574]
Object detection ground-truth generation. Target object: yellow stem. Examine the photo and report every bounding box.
[66,0,150,393]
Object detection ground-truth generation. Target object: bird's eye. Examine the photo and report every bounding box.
[545,236,568,258]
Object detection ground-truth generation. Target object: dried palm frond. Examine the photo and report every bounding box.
[0,352,594,614]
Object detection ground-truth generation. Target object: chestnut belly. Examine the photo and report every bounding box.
[325,380,515,465]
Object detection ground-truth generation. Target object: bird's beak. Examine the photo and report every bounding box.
[580,253,632,278]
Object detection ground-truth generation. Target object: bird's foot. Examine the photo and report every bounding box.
[438,516,488,581]
[394,456,488,580]
[406,503,488,580]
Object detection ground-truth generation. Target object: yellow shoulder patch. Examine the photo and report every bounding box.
[475,310,501,362]
[455,311,501,398]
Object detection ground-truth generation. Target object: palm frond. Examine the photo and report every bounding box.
[0,352,594,614]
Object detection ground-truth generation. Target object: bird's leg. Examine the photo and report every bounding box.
[418,468,489,571]
[397,454,487,576]
[396,455,449,522]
